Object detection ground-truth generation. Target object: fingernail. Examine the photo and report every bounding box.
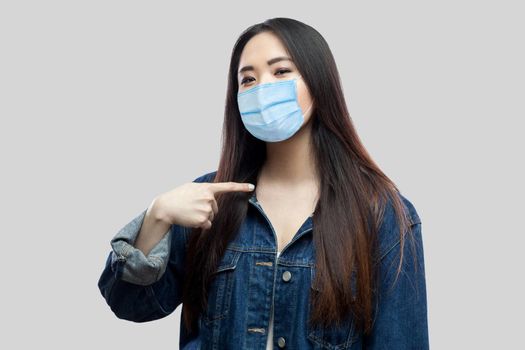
[248,184,255,191]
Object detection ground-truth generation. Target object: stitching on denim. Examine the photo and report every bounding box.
[226,242,313,254]
[149,255,164,281]
[279,261,311,268]
[308,328,356,349]
[122,243,132,259]
[378,238,401,262]
[202,251,241,323]
[147,286,170,315]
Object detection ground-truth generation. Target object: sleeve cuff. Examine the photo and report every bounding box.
[109,208,172,286]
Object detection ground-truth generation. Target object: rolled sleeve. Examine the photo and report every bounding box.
[98,169,218,322]
[110,208,172,286]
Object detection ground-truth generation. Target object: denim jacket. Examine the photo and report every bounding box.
[98,170,429,349]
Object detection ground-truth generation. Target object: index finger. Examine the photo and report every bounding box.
[209,182,255,194]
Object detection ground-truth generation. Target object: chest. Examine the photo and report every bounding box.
[255,188,317,252]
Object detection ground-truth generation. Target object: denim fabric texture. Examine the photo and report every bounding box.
[98,170,429,349]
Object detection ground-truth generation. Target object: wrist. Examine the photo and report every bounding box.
[151,195,171,224]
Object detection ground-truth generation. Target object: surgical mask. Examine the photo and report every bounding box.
[237,75,314,142]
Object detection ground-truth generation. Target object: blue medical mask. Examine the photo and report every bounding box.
[237,75,314,142]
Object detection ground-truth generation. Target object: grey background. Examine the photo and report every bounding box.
[1,1,523,348]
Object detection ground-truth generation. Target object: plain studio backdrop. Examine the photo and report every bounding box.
[1,1,523,349]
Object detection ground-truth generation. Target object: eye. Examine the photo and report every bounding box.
[240,68,292,86]
[240,76,255,85]
[275,68,291,76]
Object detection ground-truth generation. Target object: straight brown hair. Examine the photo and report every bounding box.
[181,17,418,336]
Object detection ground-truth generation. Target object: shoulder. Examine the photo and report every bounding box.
[399,193,421,226]
[192,169,218,183]
[375,192,422,262]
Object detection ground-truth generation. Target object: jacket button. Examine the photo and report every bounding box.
[282,271,292,282]
[277,337,286,348]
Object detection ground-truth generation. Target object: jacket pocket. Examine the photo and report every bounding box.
[202,249,241,324]
[307,266,359,349]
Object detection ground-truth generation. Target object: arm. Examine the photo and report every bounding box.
[97,210,189,322]
[97,170,217,322]
[364,221,430,349]
[133,197,173,258]
[109,207,172,286]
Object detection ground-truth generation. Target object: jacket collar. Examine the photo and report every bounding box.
[248,191,314,235]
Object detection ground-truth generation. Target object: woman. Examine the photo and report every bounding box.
[98,17,429,349]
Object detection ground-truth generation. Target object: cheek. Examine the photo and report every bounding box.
[297,82,313,118]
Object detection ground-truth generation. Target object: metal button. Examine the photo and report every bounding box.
[282,271,292,282]
[277,337,286,348]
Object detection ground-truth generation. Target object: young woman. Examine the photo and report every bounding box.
[98,17,429,349]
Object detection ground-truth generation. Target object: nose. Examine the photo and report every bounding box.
[258,73,278,85]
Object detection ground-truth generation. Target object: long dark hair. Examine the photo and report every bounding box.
[181,17,417,336]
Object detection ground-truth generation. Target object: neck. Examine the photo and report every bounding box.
[259,117,318,187]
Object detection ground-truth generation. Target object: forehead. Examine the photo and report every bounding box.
[239,32,291,66]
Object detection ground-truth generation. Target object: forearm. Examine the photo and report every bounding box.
[134,196,171,257]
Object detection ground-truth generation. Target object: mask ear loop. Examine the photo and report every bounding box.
[303,100,314,117]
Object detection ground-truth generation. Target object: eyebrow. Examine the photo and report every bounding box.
[238,56,293,74]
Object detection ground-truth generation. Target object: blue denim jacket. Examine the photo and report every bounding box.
[98,170,429,349]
